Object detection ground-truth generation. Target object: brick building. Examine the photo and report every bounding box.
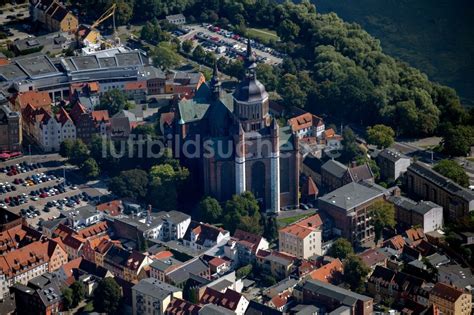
[405,162,474,221]
[318,182,385,246]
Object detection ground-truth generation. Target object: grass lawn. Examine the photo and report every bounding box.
[277,213,313,227]
[246,28,279,42]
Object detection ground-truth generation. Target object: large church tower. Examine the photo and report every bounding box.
[232,39,280,213]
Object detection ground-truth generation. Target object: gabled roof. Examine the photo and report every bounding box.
[321,160,348,179]
[165,297,201,315]
[383,235,406,251]
[183,221,228,246]
[199,287,245,312]
[91,110,110,123]
[279,214,322,240]
[302,176,318,197]
[357,248,388,267]
[308,259,343,283]
[16,91,51,110]
[56,107,73,126]
[96,200,122,216]
[430,282,465,302]
[348,163,374,182]
[233,229,265,254]
[405,227,426,243]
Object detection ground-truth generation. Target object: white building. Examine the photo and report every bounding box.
[279,214,323,259]
[132,278,182,315]
[390,196,443,233]
[183,222,230,251]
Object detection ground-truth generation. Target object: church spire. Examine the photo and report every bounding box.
[244,38,257,76]
[210,60,221,99]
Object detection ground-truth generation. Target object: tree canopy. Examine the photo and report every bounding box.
[109,169,149,200]
[223,192,262,234]
[93,278,122,314]
[97,89,132,116]
[198,196,222,223]
[343,254,370,292]
[328,238,354,260]
[433,159,470,188]
[366,124,395,148]
[368,200,395,243]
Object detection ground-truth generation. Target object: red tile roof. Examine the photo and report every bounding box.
[383,235,406,251]
[165,298,201,315]
[405,228,425,243]
[288,113,324,132]
[308,259,343,283]
[96,200,122,216]
[279,214,322,240]
[209,257,228,268]
[270,291,291,309]
[91,110,110,123]
[124,81,147,91]
[16,91,52,110]
[56,107,73,126]
[357,248,387,267]
[199,287,244,311]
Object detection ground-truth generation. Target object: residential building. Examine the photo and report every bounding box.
[30,0,78,32]
[13,90,52,112]
[21,105,74,152]
[318,182,385,246]
[389,195,443,233]
[102,244,152,282]
[262,251,297,280]
[165,258,210,288]
[377,149,411,182]
[165,14,186,25]
[429,282,471,315]
[199,287,249,315]
[112,210,190,243]
[357,248,388,271]
[278,214,323,258]
[69,102,95,143]
[61,205,103,229]
[302,154,323,186]
[307,258,343,283]
[124,81,147,103]
[224,229,269,266]
[0,105,21,152]
[132,278,182,315]
[0,239,67,299]
[287,112,325,139]
[322,128,342,149]
[183,221,230,251]
[405,162,474,220]
[165,298,201,315]
[367,266,427,304]
[70,81,100,110]
[91,110,110,136]
[321,160,374,192]
[299,279,373,315]
[12,280,62,315]
[110,109,143,138]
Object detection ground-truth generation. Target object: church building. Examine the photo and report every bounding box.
[175,40,299,212]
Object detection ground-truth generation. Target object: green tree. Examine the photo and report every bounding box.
[181,39,194,54]
[263,215,278,242]
[368,200,395,243]
[93,278,122,314]
[70,281,86,307]
[343,255,370,292]
[81,158,100,179]
[366,124,395,148]
[109,169,149,200]
[192,45,206,62]
[256,63,278,91]
[442,125,474,157]
[152,42,181,70]
[433,159,470,187]
[69,139,90,166]
[198,196,222,223]
[62,287,74,310]
[277,73,307,109]
[148,163,189,210]
[59,139,75,158]
[328,238,354,260]
[341,127,363,162]
[131,124,156,137]
[224,192,262,234]
[236,264,253,279]
[98,89,131,116]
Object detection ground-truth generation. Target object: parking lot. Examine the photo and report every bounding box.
[179,24,284,66]
[0,154,99,227]
[0,3,31,44]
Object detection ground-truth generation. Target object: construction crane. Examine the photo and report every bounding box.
[90,3,119,45]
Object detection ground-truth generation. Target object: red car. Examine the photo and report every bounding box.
[39,193,48,198]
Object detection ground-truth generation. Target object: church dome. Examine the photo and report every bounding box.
[233,77,269,103]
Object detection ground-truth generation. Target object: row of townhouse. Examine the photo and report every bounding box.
[30,0,79,33]
[21,98,110,151]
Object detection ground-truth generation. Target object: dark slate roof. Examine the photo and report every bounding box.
[167,258,209,284]
[389,196,441,215]
[408,162,474,201]
[245,300,283,315]
[233,77,268,103]
[348,163,373,182]
[132,278,181,300]
[318,182,383,211]
[378,149,409,163]
[321,160,348,179]
[302,155,323,173]
[183,221,227,246]
[369,265,395,283]
[303,279,372,304]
